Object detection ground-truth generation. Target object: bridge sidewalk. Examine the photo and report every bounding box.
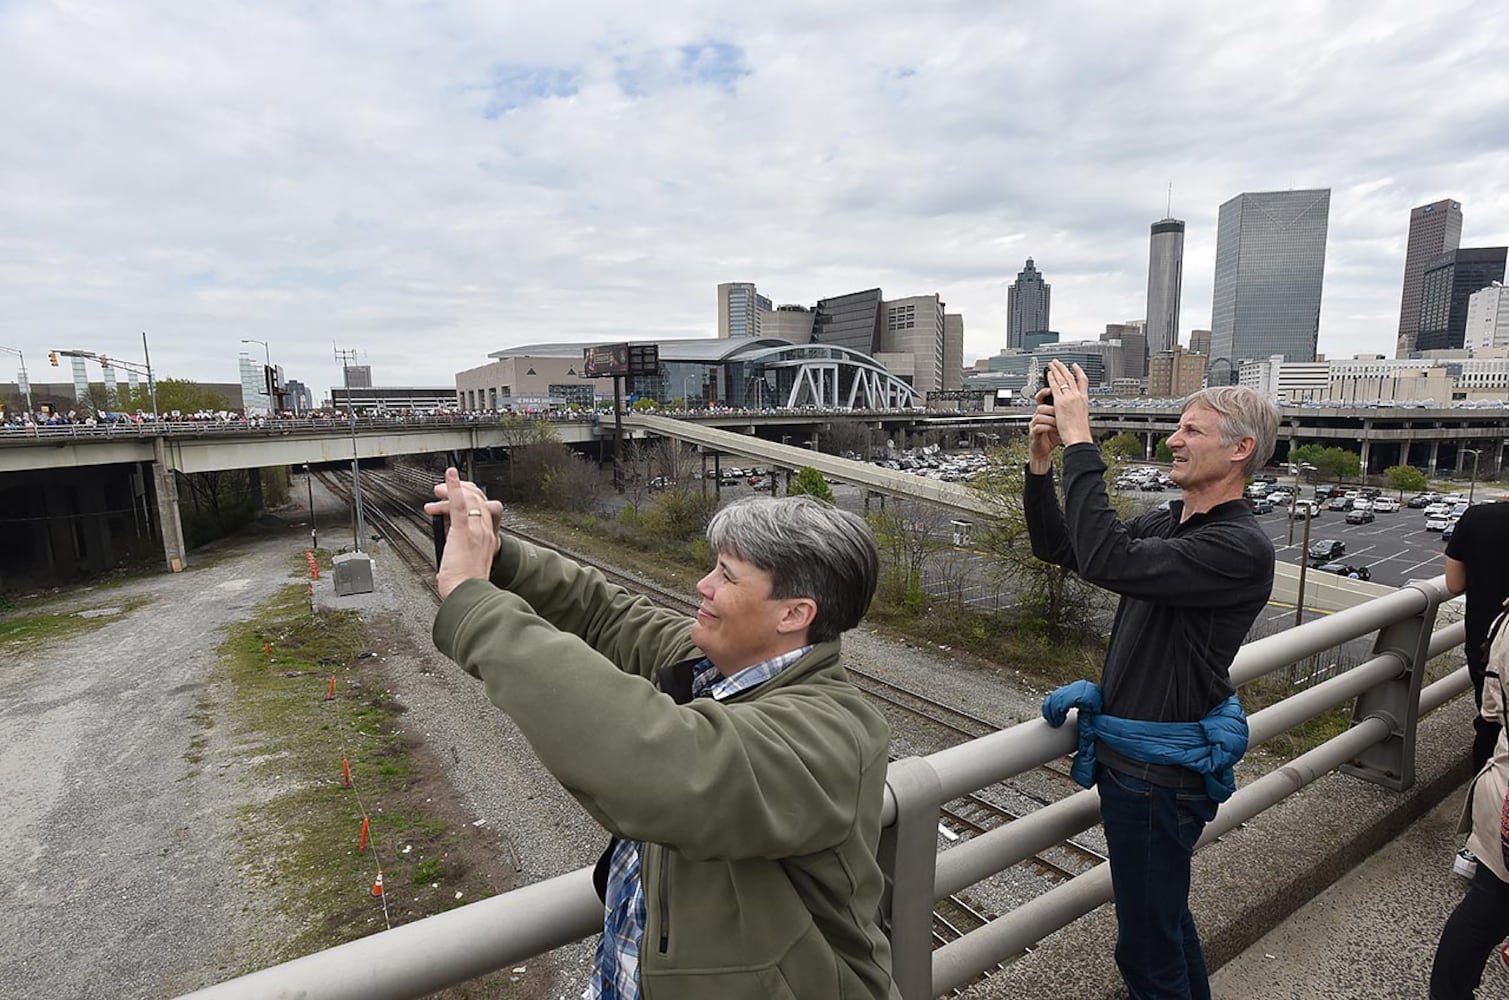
[962,696,1476,999]
[1210,790,1494,999]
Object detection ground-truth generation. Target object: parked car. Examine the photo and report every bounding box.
[1289,499,1320,518]
[1326,496,1351,511]
[649,475,672,490]
[1371,496,1400,513]
[1248,497,1274,514]
[1268,490,1294,506]
[1345,508,1374,524]
[1425,515,1453,532]
[1443,521,1457,542]
[1406,492,1437,508]
[1316,562,1372,581]
[1308,539,1347,563]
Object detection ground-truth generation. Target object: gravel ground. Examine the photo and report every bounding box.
[0,524,307,1000]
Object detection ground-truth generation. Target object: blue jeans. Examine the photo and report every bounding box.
[1096,766,1219,1000]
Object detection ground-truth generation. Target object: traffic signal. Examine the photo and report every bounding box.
[48,351,58,366]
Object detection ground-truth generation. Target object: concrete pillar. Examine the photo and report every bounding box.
[1496,439,1506,478]
[1359,432,1371,477]
[1428,439,1440,476]
[79,474,114,572]
[152,438,188,572]
[248,467,264,512]
[1398,439,1410,470]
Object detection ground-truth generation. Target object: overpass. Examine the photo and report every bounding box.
[4,403,1507,580]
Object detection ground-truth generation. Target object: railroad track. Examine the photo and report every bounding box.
[319,463,1111,967]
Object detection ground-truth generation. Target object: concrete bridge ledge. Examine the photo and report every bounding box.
[960,694,1475,999]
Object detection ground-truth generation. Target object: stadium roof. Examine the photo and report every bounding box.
[489,338,791,364]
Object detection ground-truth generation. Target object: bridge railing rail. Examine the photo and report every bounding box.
[176,576,1468,1000]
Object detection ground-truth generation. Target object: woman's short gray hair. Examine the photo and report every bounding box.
[706,495,879,643]
[1181,386,1281,478]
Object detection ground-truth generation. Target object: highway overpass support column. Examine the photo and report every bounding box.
[1428,439,1440,476]
[1359,432,1371,476]
[152,438,188,573]
[1398,439,1410,470]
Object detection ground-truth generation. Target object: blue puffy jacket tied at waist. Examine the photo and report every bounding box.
[1040,680,1249,802]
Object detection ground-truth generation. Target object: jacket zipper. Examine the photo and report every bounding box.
[654,844,671,954]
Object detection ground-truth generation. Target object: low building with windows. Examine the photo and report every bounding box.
[456,338,920,412]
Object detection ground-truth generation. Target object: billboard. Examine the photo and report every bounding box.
[584,343,660,378]
[584,344,629,378]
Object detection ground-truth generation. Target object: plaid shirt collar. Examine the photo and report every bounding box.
[690,645,813,701]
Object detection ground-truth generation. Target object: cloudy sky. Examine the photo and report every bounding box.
[4,1,1508,395]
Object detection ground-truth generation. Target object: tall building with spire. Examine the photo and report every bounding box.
[1145,218,1185,358]
[1395,199,1463,357]
[1006,258,1051,349]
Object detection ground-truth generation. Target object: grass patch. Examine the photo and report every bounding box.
[0,595,156,657]
[215,583,523,994]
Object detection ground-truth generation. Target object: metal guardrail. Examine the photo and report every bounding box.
[176,575,1470,1000]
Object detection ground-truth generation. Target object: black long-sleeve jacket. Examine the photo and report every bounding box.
[1024,444,1275,780]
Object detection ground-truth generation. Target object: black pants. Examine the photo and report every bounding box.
[1431,863,1509,999]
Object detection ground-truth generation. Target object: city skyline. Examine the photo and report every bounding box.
[3,3,1508,391]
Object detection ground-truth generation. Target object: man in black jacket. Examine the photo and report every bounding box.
[1025,360,1280,1000]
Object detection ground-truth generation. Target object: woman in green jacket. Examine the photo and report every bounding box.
[429,470,897,1000]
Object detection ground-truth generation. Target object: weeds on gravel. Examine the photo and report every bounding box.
[214,583,519,991]
[0,595,155,656]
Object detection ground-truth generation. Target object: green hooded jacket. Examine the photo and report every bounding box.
[432,535,897,1000]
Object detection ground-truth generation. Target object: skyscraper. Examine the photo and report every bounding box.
[1145,218,1185,357]
[1416,247,1507,352]
[717,282,773,338]
[1007,258,1051,349]
[1209,189,1331,381]
[1395,199,1463,357]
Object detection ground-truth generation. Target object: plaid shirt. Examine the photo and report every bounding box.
[585,646,812,1000]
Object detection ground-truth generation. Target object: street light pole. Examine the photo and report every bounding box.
[241,338,272,413]
[305,463,318,550]
[0,346,32,417]
[683,373,698,409]
[1464,448,1482,504]
[335,346,366,552]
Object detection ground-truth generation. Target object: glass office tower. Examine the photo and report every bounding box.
[1395,199,1463,357]
[1209,189,1330,381]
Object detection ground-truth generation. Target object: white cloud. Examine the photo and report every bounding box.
[2,0,1507,394]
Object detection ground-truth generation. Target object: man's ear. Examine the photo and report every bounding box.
[777,597,818,636]
[1231,436,1255,466]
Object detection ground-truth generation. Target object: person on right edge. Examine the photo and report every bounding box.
[1026,360,1280,1000]
[1445,498,1509,879]
[1429,598,1509,999]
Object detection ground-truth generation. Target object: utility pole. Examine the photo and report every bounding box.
[1295,506,1314,628]
[334,346,366,551]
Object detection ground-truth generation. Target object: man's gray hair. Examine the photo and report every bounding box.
[706,495,879,643]
[1181,386,1280,478]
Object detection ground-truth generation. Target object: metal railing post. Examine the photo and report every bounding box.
[876,755,942,1000]
[1341,580,1442,789]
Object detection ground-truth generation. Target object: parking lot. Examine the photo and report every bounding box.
[1250,499,1451,589]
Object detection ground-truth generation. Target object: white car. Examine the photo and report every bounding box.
[1351,498,1373,511]
[1425,515,1453,532]
[1371,497,1399,513]
[1422,502,1452,518]
[1267,491,1294,506]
